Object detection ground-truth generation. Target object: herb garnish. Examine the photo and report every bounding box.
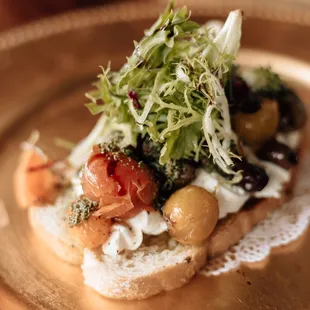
[70,1,243,182]
[67,197,98,227]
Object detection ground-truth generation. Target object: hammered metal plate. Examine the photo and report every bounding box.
[0,1,310,309]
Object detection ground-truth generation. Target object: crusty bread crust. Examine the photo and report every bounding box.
[207,197,282,257]
[207,152,301,258]
[28,208,83,265]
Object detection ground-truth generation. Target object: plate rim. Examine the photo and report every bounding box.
[0,0,310,52]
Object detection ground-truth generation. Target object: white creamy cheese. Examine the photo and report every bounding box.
[192,169,249,219]
[71,169,84,197]
[102,210,167,256]
[102,224,143,256]
[191,170,219,193]
[216,185,249,218]
[253,161,290,199]
[244,146,291,199]
[126,210,168,235]
[240,68,267,91]
[276,131,301,150]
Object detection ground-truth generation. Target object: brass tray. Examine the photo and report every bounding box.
[0,1,310,309]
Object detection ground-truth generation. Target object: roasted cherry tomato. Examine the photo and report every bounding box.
[70,214,112,249]
[163,185,219,245]
[82,145,158,218]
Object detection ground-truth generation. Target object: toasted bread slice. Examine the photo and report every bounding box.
[26,170,298,299]
[81,196,287,300]
[26,180,296,299]
[27,188,291,299]
[28,190,84,265]
[81,162,300,299]
[24,142,302,299]
[207,197,282,257]
[83,234,207,300]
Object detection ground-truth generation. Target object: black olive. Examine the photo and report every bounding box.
[225,75,261,114]
[141,136,197,207]
[234,160,269,192]
[255,86,283,101]
[256,139,298,170]
[277,89,307,132]
[153,190,170,210]
[152,161,196,210]
[229,76,250,102]
[242,197,263,210]
[141,136,161,160]
[172,160,196,189]
[240,96,261,114]
[200,155,208,167]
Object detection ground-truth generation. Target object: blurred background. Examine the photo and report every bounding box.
[0,0,146,32]
[0,0,309,32]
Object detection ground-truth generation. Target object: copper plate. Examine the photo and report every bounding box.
[0,1,310,309]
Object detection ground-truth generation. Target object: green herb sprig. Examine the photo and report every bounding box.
[67,197,98,227]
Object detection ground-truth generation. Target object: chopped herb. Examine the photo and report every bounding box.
[67,197,98,227]
[99,140,121,153]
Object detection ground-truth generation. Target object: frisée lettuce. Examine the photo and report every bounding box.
[71,1,243,181]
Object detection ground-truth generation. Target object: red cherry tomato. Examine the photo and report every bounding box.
[81,145,157,218]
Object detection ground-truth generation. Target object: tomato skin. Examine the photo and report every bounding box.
[70,214,111,249]
[82,153,119,201]
[81,146,158,218]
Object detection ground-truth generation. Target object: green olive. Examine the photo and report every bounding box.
[233,99,279,147]
[163,185,219,245]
